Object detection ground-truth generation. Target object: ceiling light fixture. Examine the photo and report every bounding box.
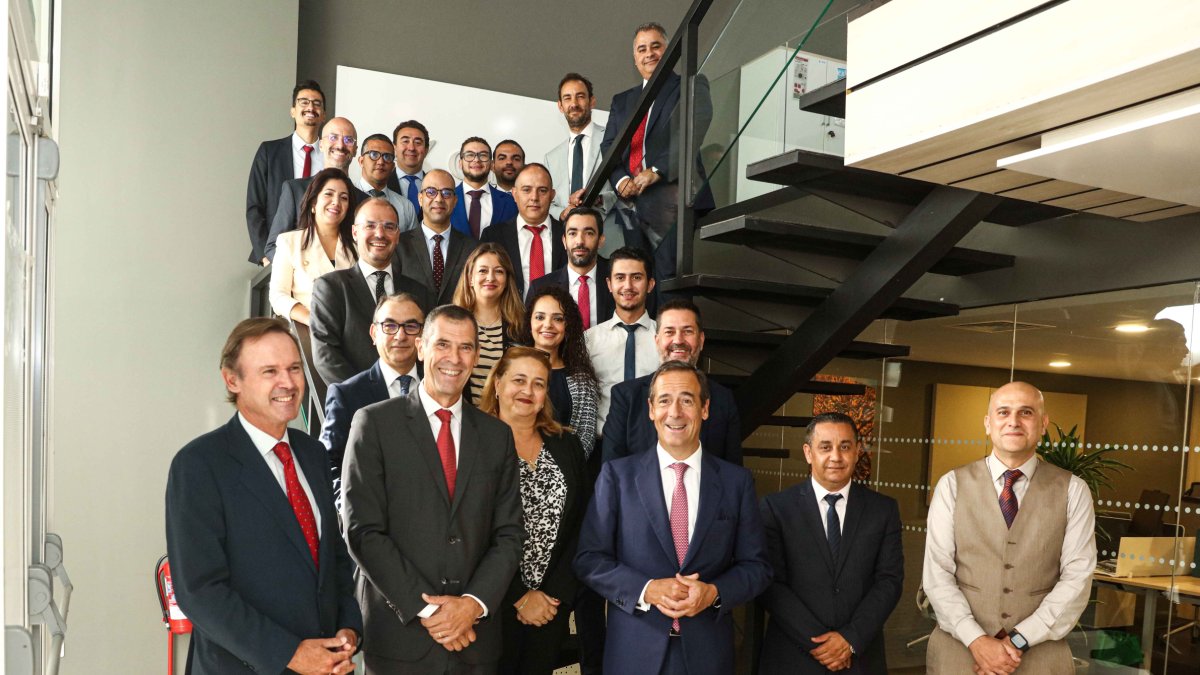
[1048,360,1072,368]
[1114,324,1149,333]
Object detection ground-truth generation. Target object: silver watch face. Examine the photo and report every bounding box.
[1010,632,1028,650]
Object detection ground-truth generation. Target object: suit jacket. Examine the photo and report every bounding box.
[395,226,476,307]
[245,135,293,263]
[267,228,357,318]
[545,122,617,218]
[451,183,518,238]
[758,481,904,675]
[602,375,742,466]
[309,262,431,385]
[574,450,771,675]
[342,394,524,664]
[478,217,567,297]
[527,257,614,326]
[265,176,369,262]
[165,416,362,674]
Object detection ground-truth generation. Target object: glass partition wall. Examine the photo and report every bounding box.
[748,281,1200,673]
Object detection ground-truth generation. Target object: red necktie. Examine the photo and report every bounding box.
[271,442,319,568]
[577,275,591,329]
[301,144,313,178]
[524,224,546,283]
[669,462,689,633]
[999,469,1022,528]
[431,233,445,289]
[435,409,457,498]
[628,113,648,176]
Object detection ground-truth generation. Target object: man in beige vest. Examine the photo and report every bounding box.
[924,382,1095,674]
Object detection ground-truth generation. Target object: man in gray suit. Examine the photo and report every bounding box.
[343,304,524,674]
[396,169,476,307]
[545,73,617,224]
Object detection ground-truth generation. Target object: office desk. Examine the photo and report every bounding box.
[1092,573,1200,669]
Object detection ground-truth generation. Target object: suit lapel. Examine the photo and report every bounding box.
[291,436,335,584]
[596,258,614,320]
[449,406,482,519]
[835,483,866,576]
[634,450,678,566]
[587,124,605,179]
[271,138,292,183]
[797,480,837,574]
[407,233,437,290]
[550,218,566,270]
[366,362,388,401]
[648,74,680,135]
[403,397,452,508]
[682,453,724,570]
[228,417,317,574]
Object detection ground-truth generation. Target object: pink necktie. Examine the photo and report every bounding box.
[525,225,546,283]
[577,275,590,329]
[435,409,457,498]
[271,442,319,568]
[669,462,689,633]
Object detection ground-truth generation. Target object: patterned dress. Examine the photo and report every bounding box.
[517,444,568,590]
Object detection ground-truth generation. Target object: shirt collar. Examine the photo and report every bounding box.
[237,412,290,457]
[810,477,851,504]
[291,132,316,151]
[461,180,489,194]
[570,265,597,285]
[399,170,424,181]
[357,258,390,279]
[356,177,390,195]
[379,360,419,387]
[987,451,1039,482]
[517,214,551,230]
[656,443,703,474]
[421,222,451,241]
[569,121,598,142]
[417,378,463,420]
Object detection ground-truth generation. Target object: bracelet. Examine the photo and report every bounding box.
[518,599,528,611]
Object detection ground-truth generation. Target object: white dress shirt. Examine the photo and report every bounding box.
[238,413,321,534]
[355,177,419,232]
[291,132,324,178]
[516,214,554,293]
[379,360,420,398]
[460,181,494,233]
[414,384,489,617]
[398,171,425,198]
[585,311,658,431]
[810,478,850,536]
[569,265,599,327]
[636,444,704,610]
[421,222,453,271]
[566,121,600,189]
[357,259,394,297]
[923,452,1096,649]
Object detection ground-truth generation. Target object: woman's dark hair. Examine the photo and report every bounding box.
[520,284,598,386]
[296,168,356,257]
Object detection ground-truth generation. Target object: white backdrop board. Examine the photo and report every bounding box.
[336,65,609,185]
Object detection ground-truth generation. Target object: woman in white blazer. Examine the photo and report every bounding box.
[269,167,358,324]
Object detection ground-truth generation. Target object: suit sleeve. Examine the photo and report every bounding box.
[267,236,300,318]
[165,447,300,674]
[573,462,657,615]
[319,383,350,495]
[838,497,904,655]
[757,495,830,643]
[342,408,440,624]
[265,182,298,262]
[309,277,358,385]
[246,142,272,263]
[462,426,525,616]
[600,382,632,464]
[601,95,633,190]
[707,469,772,615]
[537,435,591,604]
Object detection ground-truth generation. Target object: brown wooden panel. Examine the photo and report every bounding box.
[950,170,1045,193]
[1089,197,1181,218]
[999,180,1095,202]
[1125,205,1200,222]
[1044,189,1138,210]
[902,140,1039,184]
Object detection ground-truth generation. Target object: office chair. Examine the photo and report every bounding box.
[1127,489,1170,537]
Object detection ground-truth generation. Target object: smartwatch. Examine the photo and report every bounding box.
[1007,630,1030,653]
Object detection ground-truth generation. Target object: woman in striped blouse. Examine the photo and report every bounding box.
[453,242,525,405]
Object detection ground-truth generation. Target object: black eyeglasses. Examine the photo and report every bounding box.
[363,150,395,162]
[295,97,324,109]
[461,151,491,162]
[376,320,423,336]
[421,187,455,199]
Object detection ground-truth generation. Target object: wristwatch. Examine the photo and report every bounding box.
[1007,630,1030,653]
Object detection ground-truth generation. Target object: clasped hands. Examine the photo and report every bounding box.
[644,572,717,618]
[514,589,561,627]
[286,627,357,674]
[809,631,852,671]
[420,593,483,652]
[968,635,1022,675]
[616,169,660,199]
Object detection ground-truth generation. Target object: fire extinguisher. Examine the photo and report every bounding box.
[155,555,192,675]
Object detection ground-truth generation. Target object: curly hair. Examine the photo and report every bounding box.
[453,242,526,343]
[520,285,599,387]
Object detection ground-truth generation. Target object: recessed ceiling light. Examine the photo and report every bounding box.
[1048,360,1072,368]
[1115,324,1149,333]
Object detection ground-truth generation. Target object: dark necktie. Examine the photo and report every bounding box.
[435,409,457,498]
[999,469,1022,528]
[301,144,313,178]
[524,224,546,283]
[431,233,445,290]
[468,189,484,238]
[824,493,843,560]
[394,374,413,397]
[668,462,689,634]
[629,114,648,175]
[619,322,641,380]
[571,133,586,193]
[368,188,385,198]
[372,270,387,303]
[577,275,590,329]
[271,442,319,568]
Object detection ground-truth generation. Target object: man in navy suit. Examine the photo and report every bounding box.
[479,163,566,298]
[600,22,713,287]
[321,292,425,502]
[450,136,517,238]
[165,318,361,674]
[528,206,614,328]
[575,360,771,675]
[758,413,903,674]
[602,298,741,465]
[245,80,326,264]
[387,120,432,215]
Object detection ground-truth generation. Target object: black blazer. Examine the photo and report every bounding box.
[601,374,742,466]
[165,416,362,674]
[309,261,431,385]
[342,395,525,664]
[758,481,904,675]
[395,226,476,307]
[265,176,369,262]
[245,136,292,263]
[478,217,566,297]
[504,431,591,607]
[526,257,614,325]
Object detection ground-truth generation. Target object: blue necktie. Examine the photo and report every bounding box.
[571,134,585,193]
[619,323,641,380]
[405,175,419,205]
[396,374,413,397]
[824,493,843,559]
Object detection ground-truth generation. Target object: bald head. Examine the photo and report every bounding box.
[319,116,358,170]
[985,381,1048,466]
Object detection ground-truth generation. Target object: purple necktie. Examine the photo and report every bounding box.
[999,469,1022,528]
[468,189,484,238]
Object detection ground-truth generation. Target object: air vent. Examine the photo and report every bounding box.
[950,320,1056,334]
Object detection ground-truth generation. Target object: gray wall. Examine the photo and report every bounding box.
[52,1,298,672]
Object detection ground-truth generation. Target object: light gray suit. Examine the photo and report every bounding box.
[545,121,619,227]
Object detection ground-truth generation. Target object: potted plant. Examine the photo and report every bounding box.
[1037,423,1131,496]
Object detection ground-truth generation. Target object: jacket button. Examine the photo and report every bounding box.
[1003,588,1012,594]
[1001,612,1010,619]
[440,578,448,585]
[1004,564,1013,570]
[448,537,458,544]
